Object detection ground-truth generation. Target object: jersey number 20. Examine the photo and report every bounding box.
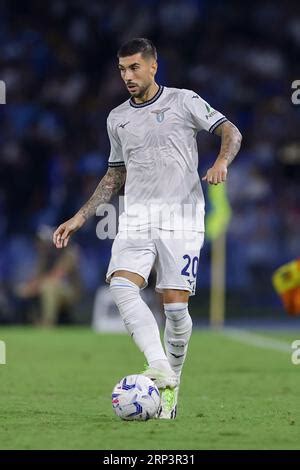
[181,255,199,278]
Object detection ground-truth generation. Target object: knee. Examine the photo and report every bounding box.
[109,276,140,308]
[163,289,190,304]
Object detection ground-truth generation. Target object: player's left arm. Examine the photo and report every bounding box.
[202,121,242,185]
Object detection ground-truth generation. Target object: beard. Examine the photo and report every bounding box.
[127,83,150,99]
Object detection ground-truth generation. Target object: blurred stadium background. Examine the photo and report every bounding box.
[0,0,300,327]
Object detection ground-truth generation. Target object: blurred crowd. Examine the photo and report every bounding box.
[0,0,299,323]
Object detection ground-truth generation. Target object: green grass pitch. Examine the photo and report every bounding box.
[0,327,299,450]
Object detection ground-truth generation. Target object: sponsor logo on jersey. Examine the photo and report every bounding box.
[205,103,217,120]
[118,121,130,128]
[206,110,218,120]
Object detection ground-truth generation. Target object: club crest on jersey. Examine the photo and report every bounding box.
[151,107,170,123]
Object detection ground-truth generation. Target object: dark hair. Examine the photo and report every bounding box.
[117,38,157,60]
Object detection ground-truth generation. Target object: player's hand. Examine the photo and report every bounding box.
[202,161,227,185]
[53,213,85,249]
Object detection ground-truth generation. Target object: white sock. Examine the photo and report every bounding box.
[110,277,171,372]
[164,302,193,378]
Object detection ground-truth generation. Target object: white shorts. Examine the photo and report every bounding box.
[106,228,204,296]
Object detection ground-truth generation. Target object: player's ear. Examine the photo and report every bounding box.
[151,60,158,76]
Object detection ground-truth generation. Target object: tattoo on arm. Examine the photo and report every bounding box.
[214,121,242,166]
[78,166,126,221]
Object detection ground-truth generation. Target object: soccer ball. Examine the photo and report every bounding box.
[112,374,161,421]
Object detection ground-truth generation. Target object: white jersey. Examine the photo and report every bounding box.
[107,85,227,232]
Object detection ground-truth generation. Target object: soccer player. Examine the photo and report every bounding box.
[53,38,242,419]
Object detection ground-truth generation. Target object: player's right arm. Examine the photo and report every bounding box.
[53,166,126,248]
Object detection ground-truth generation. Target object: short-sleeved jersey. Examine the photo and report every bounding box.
[107,85,227,232]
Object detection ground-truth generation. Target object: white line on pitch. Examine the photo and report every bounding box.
[220,328,291,353]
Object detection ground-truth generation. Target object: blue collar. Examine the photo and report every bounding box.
[129,85,164,108]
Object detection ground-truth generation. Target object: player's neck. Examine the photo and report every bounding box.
[134,82,159,104]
